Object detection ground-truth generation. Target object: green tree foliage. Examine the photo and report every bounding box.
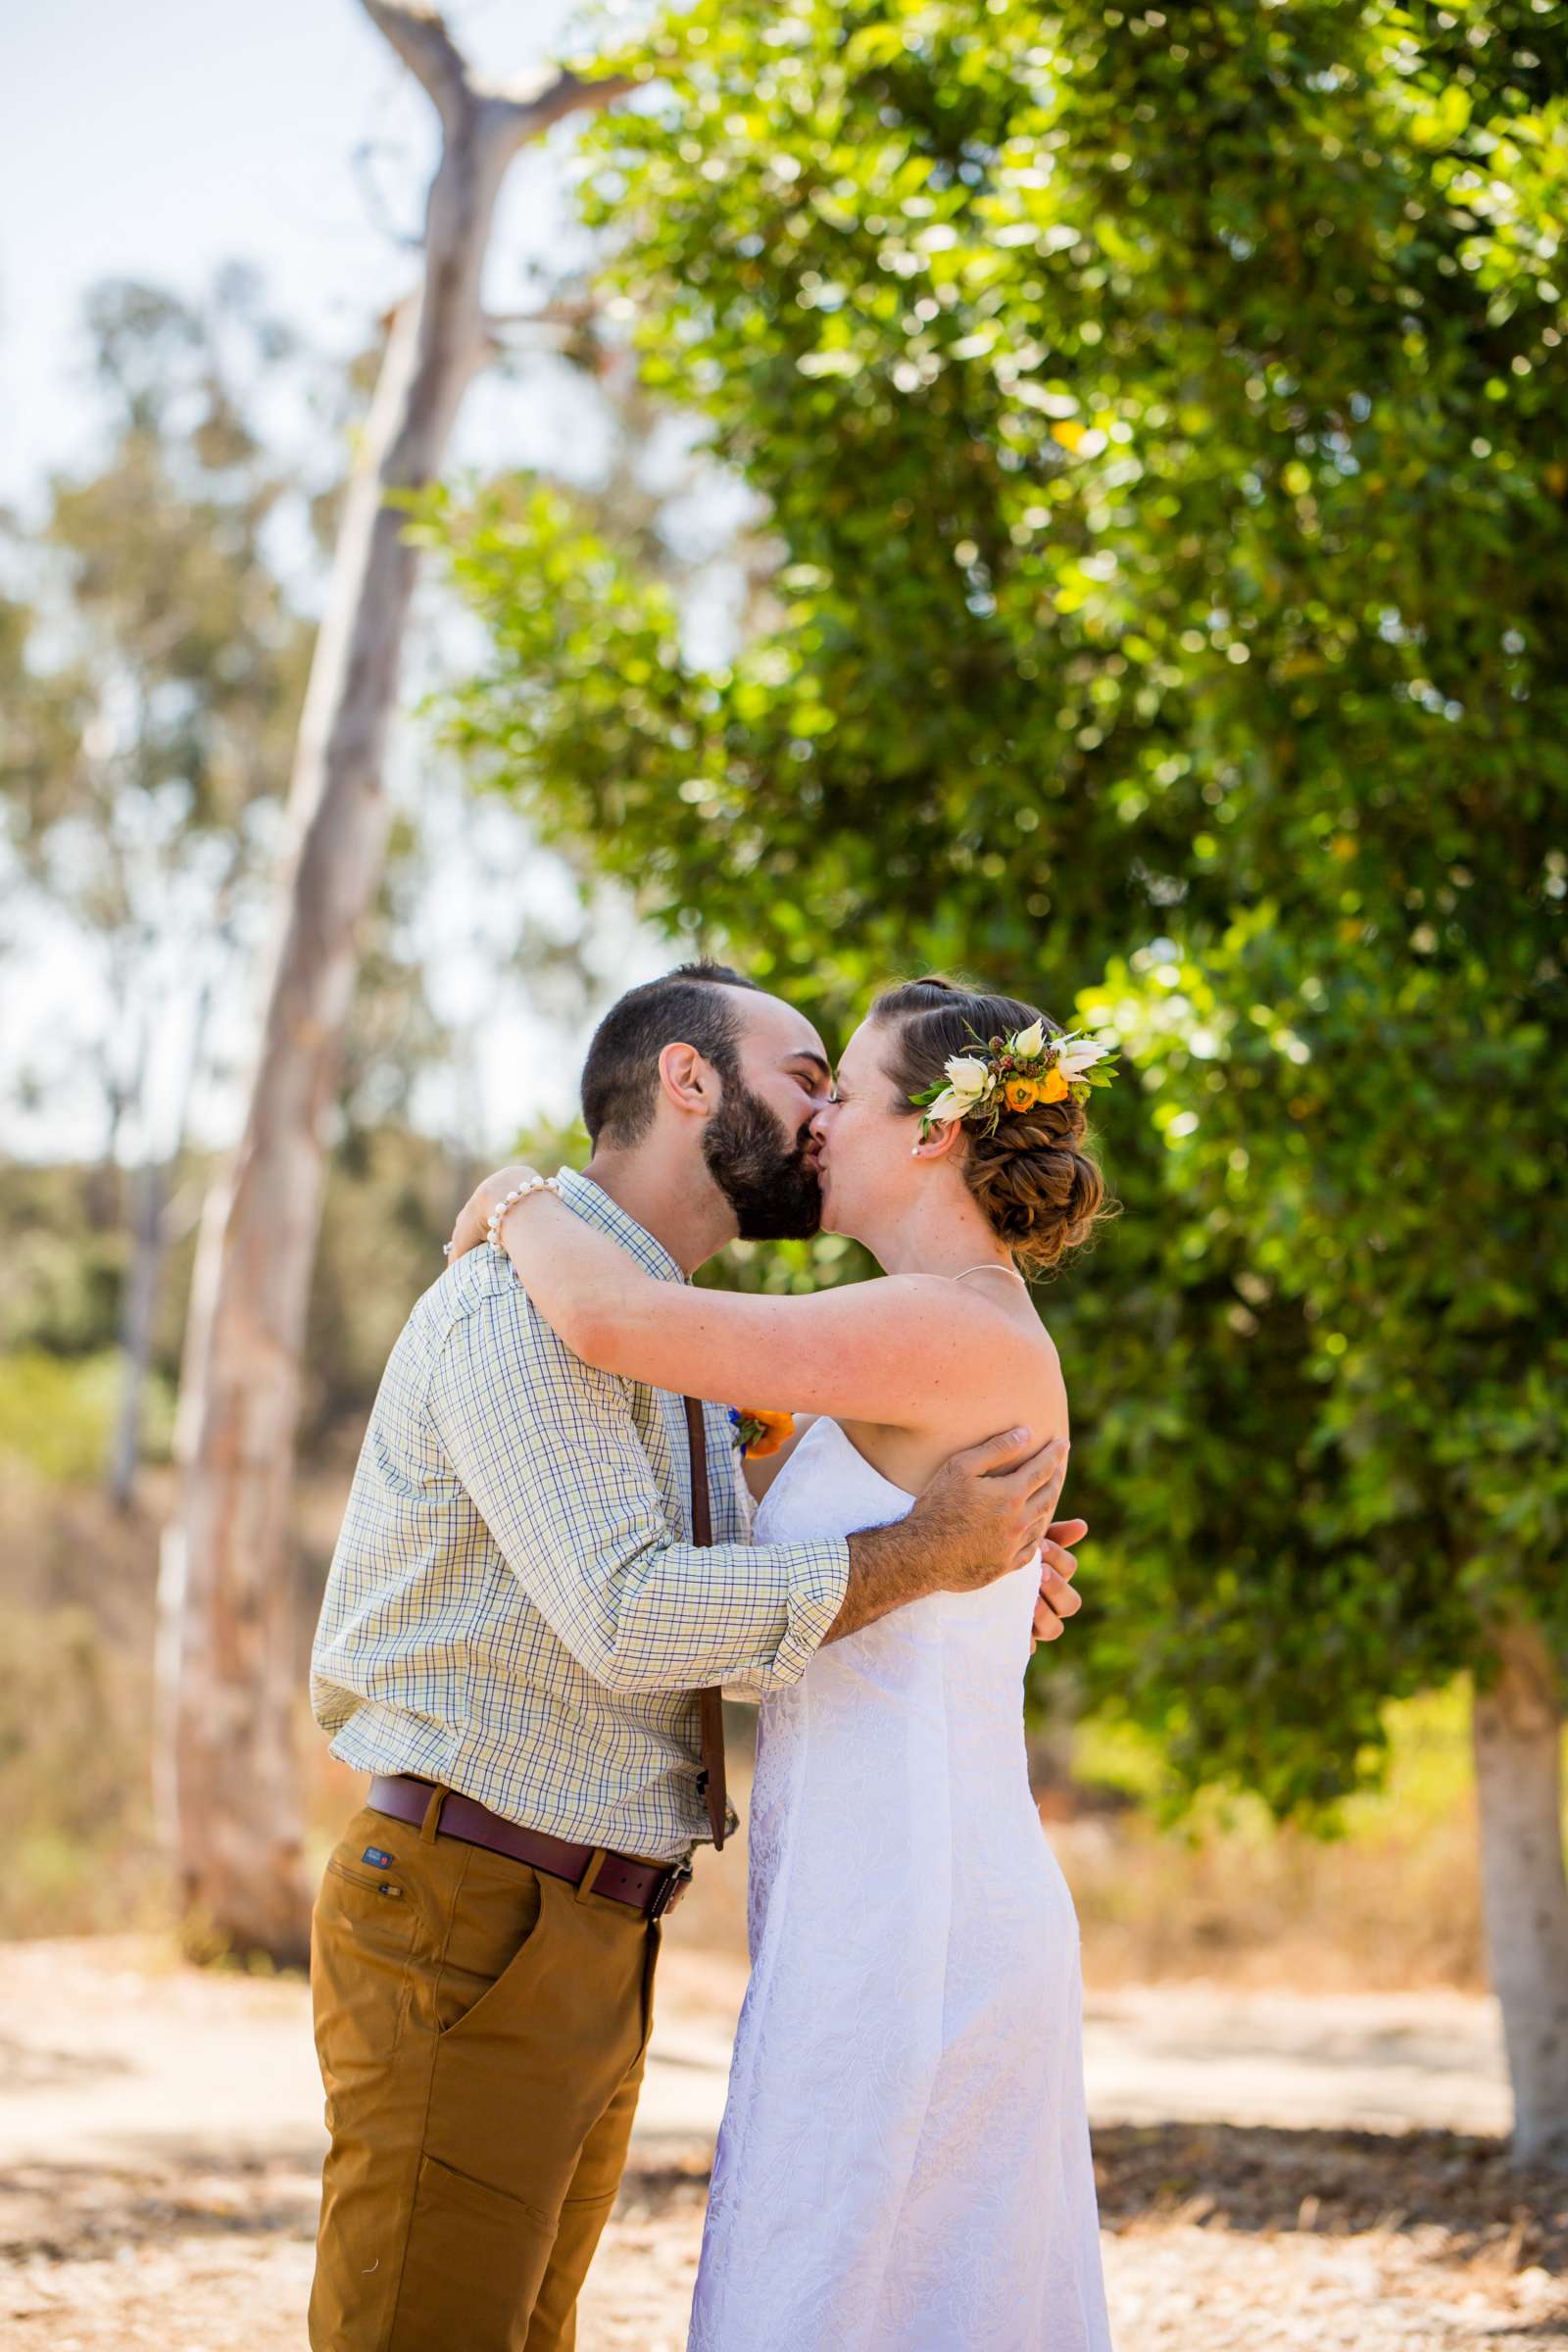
[2,270,467,1500]
[2,270,454,1164]
[1,267,316,1167]
[0,1134,465,1476]
[427,0,1567,1812]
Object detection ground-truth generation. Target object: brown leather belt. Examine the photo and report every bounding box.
[368,1775,692,1920]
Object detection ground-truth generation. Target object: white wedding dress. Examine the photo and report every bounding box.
[687,1416,1112,2352]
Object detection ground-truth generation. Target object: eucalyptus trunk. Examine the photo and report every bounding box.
[161,1,630,1960]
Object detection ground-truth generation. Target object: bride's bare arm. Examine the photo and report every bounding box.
[450,1170,1047,1430]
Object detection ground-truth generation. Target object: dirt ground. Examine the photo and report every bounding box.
[1,1936,1565,2351]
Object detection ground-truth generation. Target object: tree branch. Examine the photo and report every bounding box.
[361,3,637,158]
[481,65,640,150]
[360,0,475,138]
[480,296,602,335]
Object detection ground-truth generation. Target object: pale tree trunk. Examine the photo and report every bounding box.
[109,980,212,1512]
[1472,1612,1568,2170]
[108,1156,167,1512]
[104,1008,154,1511]
[161,2,632,1962]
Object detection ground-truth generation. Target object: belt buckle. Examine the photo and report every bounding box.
[650,1863,693,1922]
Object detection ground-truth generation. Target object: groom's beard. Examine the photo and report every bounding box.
[703,1079,822,1241]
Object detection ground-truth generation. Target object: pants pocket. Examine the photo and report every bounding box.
[434,1853,545,2040]
[313,1855,418,2095]
[388,2153,555,2352]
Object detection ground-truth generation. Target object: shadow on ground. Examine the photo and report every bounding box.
[547,2122,1568,2280]
[0,2150,320,2264]
[4,2126,1567,2352]
[1091,2120,1568,2271]
[0,2034,132,2093]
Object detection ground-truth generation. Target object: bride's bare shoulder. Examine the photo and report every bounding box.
[883,1270,1059,1358]
[872,1272,1067,1430]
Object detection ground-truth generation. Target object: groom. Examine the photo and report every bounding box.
[308,961,1084,2352]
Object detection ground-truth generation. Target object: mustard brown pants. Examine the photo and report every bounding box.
[309,1788,661,2352]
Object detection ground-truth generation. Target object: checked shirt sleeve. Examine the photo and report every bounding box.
[426,1283,850,1696]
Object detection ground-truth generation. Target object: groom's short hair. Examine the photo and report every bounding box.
[581,961,761,1147]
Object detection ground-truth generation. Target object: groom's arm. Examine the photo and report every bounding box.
[428,1284,1066,1696]
[429,1284,848,1693]
[821,1428,1072,1643]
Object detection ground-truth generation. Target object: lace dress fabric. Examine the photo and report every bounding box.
[687,1416,1113,2352]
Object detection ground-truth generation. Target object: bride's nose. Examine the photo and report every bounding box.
[808,1101,834,1145]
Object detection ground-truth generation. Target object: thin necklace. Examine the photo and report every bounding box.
[951,1262,1028,1290]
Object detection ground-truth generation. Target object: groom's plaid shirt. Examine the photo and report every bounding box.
[311,1171,850,1863]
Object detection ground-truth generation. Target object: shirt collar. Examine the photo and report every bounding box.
[557,1168,689,1287]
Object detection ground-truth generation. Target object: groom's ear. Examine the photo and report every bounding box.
[657,1040,715,1120]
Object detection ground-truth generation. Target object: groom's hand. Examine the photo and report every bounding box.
[912,1429,1071,1593]
[823,1432,1071,1648]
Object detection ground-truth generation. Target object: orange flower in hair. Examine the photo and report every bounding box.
[1004,1078,1040,1112]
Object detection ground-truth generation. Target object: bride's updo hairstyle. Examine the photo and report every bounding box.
[871,977,1112,1274]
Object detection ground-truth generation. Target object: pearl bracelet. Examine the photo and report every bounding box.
[484,1173,561,1254]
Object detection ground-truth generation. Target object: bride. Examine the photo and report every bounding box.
[458,977,1115,2352]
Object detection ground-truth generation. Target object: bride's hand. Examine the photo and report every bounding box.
[446,1164,543,1262]
[1033,1517,1087,1650]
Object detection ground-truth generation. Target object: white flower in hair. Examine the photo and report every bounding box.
[1056,1035,1110,1077]
[943,1054,993,1103]
[1011,1018,1046,1059]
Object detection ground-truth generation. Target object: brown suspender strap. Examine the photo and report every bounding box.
[683,1395,728,1852]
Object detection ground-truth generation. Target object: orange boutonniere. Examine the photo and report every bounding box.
[728,1407,795,1459]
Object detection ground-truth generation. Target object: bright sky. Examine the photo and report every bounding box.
[1,0,604,501]
[2,0,671,1163]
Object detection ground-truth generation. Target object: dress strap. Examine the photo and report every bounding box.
[951,1262,1028,1289]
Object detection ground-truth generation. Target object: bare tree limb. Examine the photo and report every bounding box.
[363,3,639,153]
[360,0,474,138]
[483,67,640,151]
[480,296,603,335]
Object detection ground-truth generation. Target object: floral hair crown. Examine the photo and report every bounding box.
[908,1018,1118,1145]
